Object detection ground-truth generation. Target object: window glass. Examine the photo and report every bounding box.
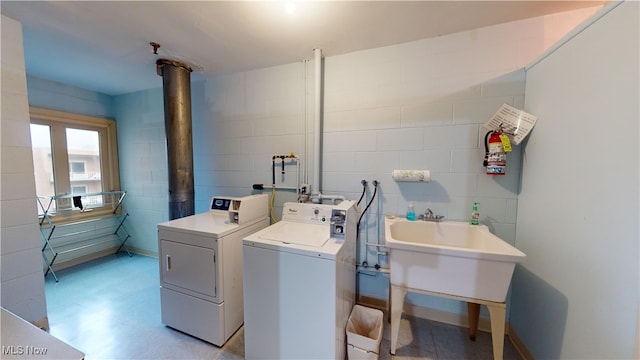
[70,161,86,174]
[30,124,56,214]
[66,128,103,206]
[71,185,87,194]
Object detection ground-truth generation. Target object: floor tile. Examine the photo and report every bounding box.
[45,254,522,360]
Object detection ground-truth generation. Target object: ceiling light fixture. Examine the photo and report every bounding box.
[284,1,296,15]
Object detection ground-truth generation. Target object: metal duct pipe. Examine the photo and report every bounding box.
[156,59,194,220]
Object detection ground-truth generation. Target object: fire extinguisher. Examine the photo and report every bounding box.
[484,129,506,175]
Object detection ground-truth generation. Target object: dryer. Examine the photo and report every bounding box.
[242,200,357,359]
[158,194,268,346]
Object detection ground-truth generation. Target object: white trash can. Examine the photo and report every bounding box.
[346,305,384,360]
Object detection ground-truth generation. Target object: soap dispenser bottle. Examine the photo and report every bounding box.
[470,202,480,225]
[406,202,416,221]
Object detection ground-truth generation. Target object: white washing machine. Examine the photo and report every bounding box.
[242,200,357,359]
[158,194,268,346]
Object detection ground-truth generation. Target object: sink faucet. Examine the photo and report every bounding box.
[419,208,444,222]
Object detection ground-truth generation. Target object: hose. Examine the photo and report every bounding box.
[356,180,378,267]
[357,180,378,232]
[483,130,492,167]
[355,180,367,273]
[356,180,367,206]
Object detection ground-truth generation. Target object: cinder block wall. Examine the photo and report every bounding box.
[1,15,48,325]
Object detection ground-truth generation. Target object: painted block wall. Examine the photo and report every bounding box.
[0,15,47,324]
[110,7,600,261]
[27,75,114,119]
[513,2,639,358]
[198,42,528,318]
[194,63,309,214]
[189,8,599,318]
[113,87,167,255]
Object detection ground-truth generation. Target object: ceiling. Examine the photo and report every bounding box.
[1,1,607,96]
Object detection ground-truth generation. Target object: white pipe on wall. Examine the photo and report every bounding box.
[311,48,322,199]
[302,60,309,189]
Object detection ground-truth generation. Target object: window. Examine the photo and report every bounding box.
[30,107,120,221]
[70,161,86,176]
[71,185,87,194]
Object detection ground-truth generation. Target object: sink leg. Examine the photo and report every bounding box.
[467,302,481,341]
[390,285,407,355]
[487,303,506,360]
[387,282,391,323]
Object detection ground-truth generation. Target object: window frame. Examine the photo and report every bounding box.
[30,107,121,223]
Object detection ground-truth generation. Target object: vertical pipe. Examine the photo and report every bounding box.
[157,59,194,220]
[312,48,322,198]
[302,60,309,189]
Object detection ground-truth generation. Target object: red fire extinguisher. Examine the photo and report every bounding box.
[484,129,506,175]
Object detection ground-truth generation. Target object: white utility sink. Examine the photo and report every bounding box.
[385,216,525,302]
[385,216,526,360]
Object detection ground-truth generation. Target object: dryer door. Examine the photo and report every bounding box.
[160,238,218,302]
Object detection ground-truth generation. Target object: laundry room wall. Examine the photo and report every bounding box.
[112,8,598,263]
[114,87,167,255]
[514,2,639,358]
[26,75,114,119]
[195,63,312,214]
[113,80,207,255]
[1,14,48,325]
[190,7,600,317]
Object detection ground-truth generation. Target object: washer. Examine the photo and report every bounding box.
[242,200,357,359]
[157,194,268,346]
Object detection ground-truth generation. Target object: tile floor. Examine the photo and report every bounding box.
[44,254,523,359]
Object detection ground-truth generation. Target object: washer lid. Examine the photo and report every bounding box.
[258,222,329,247]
